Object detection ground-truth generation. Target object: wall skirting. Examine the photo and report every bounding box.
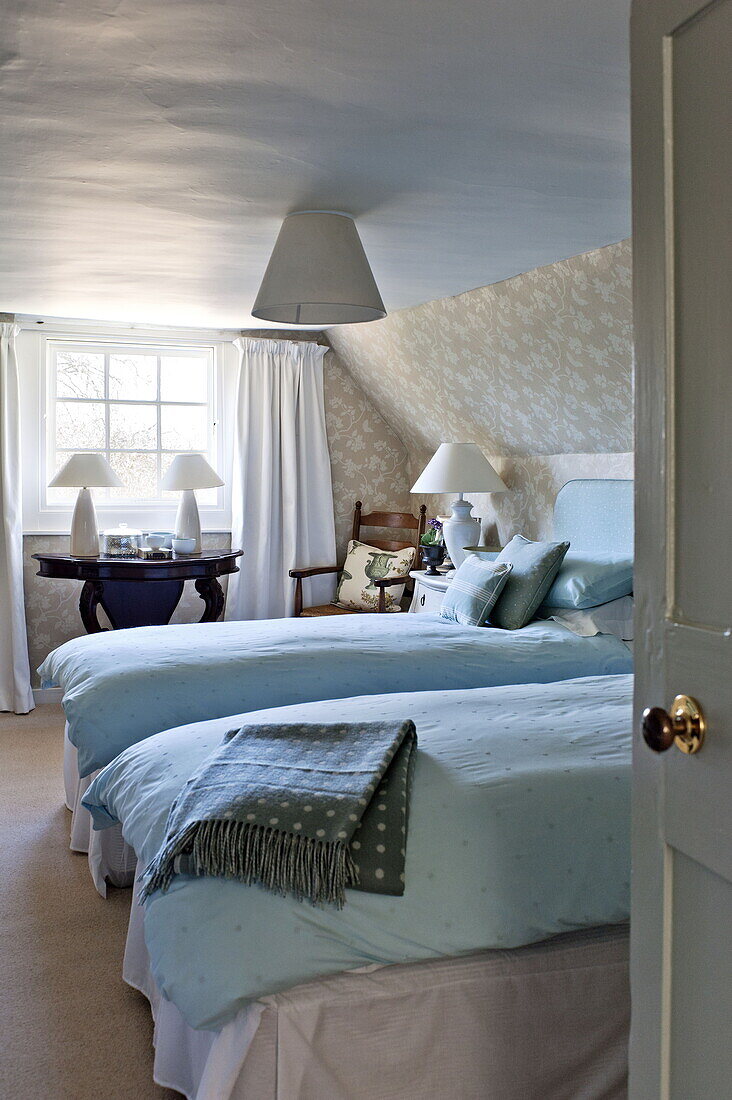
[33,687,63,705]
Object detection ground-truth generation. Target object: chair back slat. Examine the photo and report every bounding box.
[364,538,416,552]
[360,510,420,530]
[351,501,427,554]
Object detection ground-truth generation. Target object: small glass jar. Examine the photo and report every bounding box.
[102,524,143,558]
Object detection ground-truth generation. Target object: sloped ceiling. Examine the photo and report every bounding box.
[1,0,629,327]
[326,240,633,462]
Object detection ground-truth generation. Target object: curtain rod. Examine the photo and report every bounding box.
[13,314,328,339]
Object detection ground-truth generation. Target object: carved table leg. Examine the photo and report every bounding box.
[79,581,107,634]
[195,577,225,622]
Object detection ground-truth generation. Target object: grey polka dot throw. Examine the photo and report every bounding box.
[141,719,417,908]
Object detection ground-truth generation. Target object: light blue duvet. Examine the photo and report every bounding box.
[84,674,632,1031]
[40,613,632,776]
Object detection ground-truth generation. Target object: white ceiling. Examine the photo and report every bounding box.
[1,0,630,328]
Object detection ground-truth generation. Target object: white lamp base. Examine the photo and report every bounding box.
[174,489,202,553]
[70,487,101,558]
[442,496,481,571]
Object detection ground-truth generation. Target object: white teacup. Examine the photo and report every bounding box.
[172,537,196,555]
[145,534,165,550]
[149,530,174,549]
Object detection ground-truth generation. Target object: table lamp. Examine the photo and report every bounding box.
[48,453,123,558]
[410,443,508,569]
[161,453,224,554]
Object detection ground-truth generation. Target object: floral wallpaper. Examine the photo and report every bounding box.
[327,239,633,458]
[322,349,411,556]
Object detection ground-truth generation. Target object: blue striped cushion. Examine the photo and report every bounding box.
[439,558,513,627]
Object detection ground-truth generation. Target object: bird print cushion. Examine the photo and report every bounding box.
[335,539,416,612]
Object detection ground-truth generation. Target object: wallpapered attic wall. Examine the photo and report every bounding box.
[327,238,633,544]
[327,239,633,463]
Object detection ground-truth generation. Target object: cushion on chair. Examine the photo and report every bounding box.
[491,535,570,630]
[335,540,416,612]
[439,558,513,627]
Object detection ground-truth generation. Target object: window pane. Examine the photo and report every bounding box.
[109,354,157,401]
[56,401,106,449]
[109,403,157,449]
[50,344,217,509]
[160,451,217,505]
[55,351,105,399]
[161,404,208,450]
[108,452,158,499]
[160,356,208,403]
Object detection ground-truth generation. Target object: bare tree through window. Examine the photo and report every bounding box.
[48,344,217,506]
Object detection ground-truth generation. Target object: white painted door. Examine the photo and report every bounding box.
[630,0,732,1096]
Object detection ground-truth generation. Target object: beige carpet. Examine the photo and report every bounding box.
[0,704,181,1099]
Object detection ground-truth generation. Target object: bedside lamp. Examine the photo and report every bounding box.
[411,443,508,570]
[49,453,123,558]
[161,453,224,554]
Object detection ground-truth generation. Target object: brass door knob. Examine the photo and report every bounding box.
[641,695,706,755]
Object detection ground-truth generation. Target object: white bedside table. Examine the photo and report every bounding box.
[408,570,452,614]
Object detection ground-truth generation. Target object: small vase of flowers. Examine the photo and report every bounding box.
[420,519,446,575]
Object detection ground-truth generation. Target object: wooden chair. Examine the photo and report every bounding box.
[289,501,427,617]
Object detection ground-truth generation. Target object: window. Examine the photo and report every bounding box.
[46,341,219,509]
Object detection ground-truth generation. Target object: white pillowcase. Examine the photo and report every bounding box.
[541,596,634,641]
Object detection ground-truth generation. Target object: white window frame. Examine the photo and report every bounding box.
[20,324,236,533]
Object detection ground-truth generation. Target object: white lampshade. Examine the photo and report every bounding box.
[252,211,386,326]
[410,443,507,494]
[49,453,123,489]
[161,453,224,491]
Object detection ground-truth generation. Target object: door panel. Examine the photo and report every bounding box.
[665,625,732,886]
[669,851,732,1097]
[671,0,732,626]
[631,0,732,1096]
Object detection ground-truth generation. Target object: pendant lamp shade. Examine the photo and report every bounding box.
[252,211,386,326]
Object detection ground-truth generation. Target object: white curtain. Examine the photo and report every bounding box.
[226,337,337,620]
[0,323,34,713]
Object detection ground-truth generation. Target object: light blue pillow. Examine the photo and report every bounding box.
[491,535,570,630]
[540,552,633,610]
[439,558,513,627]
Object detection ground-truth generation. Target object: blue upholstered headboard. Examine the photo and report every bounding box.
[552,479,633,555]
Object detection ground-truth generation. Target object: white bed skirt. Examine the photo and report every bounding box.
[123,894,630,1100]
[65,727,137,896]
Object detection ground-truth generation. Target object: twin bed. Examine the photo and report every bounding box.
[41,478,635,1098]
[90,674,632,1098]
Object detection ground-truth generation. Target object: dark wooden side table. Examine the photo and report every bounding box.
[32,550,243,633]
